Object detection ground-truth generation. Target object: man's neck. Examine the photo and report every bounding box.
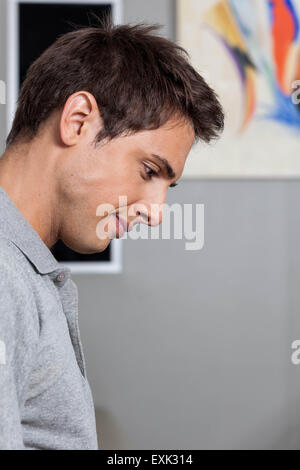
[0,143,60,248]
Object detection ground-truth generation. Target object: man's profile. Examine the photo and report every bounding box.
[0,18,224,450]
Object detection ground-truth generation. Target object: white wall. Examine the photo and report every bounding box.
[0,0,6,153]
[1,0,300,450]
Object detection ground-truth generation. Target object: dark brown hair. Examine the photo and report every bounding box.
[6,16,224,149]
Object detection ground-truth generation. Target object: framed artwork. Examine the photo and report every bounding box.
[6,0,123,273]
[177,0,300,178]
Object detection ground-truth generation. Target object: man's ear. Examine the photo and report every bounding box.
[59,91,102,146]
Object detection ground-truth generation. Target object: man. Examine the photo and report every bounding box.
[0,20,224,450]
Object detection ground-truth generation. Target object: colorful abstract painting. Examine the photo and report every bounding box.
[177,0,300,178]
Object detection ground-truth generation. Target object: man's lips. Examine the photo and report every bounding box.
[115,214,128,237]
[115,214,141,232]
[114,212,145,236]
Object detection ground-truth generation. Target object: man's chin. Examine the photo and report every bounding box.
[64,236,112,255]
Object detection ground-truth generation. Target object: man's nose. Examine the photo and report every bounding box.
[130,198,166,227]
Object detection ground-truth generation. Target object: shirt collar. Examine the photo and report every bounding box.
[0,185,71,283]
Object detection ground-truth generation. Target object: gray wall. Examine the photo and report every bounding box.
[1,0,300,450]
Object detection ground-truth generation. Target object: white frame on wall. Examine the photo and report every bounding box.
[6,0,124,274]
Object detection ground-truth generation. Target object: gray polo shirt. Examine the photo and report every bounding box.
[0,186,98,450]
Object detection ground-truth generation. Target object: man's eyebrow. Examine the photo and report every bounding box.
[151,154,177,180]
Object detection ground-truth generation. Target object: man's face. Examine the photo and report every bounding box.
[56,116,195,254]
